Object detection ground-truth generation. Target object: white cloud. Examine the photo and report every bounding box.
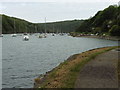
[0,1,119,23]
[0,3,7,13]
[0,0,119,2]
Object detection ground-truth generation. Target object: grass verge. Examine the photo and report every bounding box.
[35,46,119,88]
[118,49,120,87]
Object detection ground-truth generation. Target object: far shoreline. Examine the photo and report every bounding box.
[79,35,120,41]
[70,34,120,41]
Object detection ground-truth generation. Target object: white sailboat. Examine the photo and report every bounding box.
[37,25,43,38]
[11,19,17,37]
[34,25,38,36]
[52,24,55,36]
[23,35,29,41]
[0,34,3,37]
[38,18,47,38]
[23,25,29,41]
[11,33,17,37]
[38,34,43,38]
[43,17,47,38]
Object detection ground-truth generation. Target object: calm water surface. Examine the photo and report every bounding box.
[2,34,119,88]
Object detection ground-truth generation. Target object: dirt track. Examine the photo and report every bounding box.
[75,48,119,88]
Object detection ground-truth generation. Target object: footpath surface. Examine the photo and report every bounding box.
[75,48,120,88]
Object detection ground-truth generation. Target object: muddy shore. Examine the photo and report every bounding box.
[81,35,120,41]
[70,33,120,41]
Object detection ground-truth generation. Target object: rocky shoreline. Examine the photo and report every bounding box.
[69,33,120,41]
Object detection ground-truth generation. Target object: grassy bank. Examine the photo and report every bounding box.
[34,46,118,88]
[118,50,120,87]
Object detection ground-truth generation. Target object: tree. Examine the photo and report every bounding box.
[109,25,120,36]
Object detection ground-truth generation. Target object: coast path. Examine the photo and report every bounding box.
[75,48,120,88]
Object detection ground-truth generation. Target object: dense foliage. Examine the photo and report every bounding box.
[1,14,83,34]
[109,25,120,36]
[76,5,120,36]
[41,20,84,33]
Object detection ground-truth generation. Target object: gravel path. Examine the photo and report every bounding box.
[75,48,119,88]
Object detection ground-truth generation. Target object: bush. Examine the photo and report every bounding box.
[34,78,41,83]
[109,25,120,36]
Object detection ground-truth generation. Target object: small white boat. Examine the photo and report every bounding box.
[23,35,29,41]
[0,34,3,37]
[52,33,55,36]
[43,34,47,38]
[11,34,17,37]
[11,19,17,37]
[38,33,47,38]
[38,35,43,38]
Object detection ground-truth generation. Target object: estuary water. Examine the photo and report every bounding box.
[2,34,119,88]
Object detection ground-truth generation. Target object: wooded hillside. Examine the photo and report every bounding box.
[1,14,83,34]
[76,5,120,36]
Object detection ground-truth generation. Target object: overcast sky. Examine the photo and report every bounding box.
[0,0,119,23]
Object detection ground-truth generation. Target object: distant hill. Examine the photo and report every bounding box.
[2,14,34,34]
[76,5,120,36]
[38,20,84,33]
[1,14,84,34]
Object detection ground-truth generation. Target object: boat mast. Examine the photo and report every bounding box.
[53,24,54,33]
[26,24,27,33]
[18,24,20,33]
[45,17,46,33]
[35,25,37,33]
[14,19,16,33]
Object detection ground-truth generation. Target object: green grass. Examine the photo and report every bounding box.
[37,46,119,88]
[118,49,120,86]
[61,46,118,88]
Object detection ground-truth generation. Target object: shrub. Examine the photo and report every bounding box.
[34,78,41,83]
[109,25,120,36]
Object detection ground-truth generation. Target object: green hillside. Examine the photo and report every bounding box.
[2,14,36,34]
[1,14,83,34]
[76,5,120,36]
[38,20,84,33]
